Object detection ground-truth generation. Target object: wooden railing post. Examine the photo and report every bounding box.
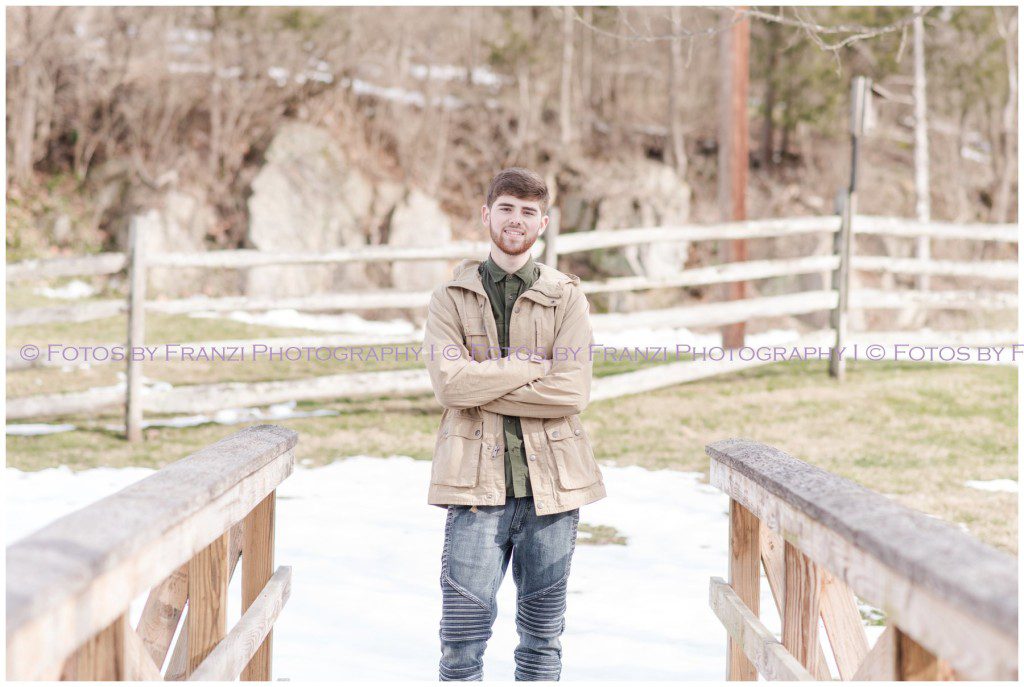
[727,499,760,680]
[187,532,230,677]
[125,216,147,442]
[242,492,277,681]
[895,628,957,680]
[782,542,823,673]
[74,613,128,680]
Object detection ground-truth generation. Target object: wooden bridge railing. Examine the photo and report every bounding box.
[5,425,296,680]
[706,438,1017,681]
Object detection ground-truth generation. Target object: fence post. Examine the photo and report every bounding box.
[125,217,147,442]
[543,207,560,269]
[726,499,760,680]
[830,76,870,380]
[242,492,276,680]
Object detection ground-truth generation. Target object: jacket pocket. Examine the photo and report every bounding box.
[463,315,489,360]
[432,416,485,487]
[544,417,600,490]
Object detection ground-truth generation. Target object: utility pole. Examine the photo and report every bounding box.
[718,7,750,350]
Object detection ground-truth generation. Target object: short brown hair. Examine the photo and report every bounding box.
[486,167,549,213]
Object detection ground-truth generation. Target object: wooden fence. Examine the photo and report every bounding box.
[707,438,1017,681]
[7,212,1017,437]
[5,425,296,680]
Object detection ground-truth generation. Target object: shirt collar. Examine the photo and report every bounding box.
[482,253,538,287]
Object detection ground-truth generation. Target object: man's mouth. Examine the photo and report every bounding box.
[503,227,525,238]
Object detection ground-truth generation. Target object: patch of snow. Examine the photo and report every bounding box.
[5,457,887,680]
[965,479,1018,493]
[189,308,421,338]
[34,279,97,300]
[409,63,506,88]
[6,423,77,436]
[98,401,339,432]
[595,326,800,351]
[342,77,464,110]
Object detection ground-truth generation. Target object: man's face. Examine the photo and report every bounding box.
[481,194,548,257]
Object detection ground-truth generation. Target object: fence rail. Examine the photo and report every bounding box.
[5,425,296,680]
[707,438,1017,681]
[7,213,1018,433]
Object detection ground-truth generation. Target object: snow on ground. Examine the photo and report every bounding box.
[5,456,884,680]
[6,401,338,436]
[965,479,1018,493]
[185,308,802,356]
[188,308,421,339]
[34,279,98,300]
[594,326,801,351]
[5,423,77,436]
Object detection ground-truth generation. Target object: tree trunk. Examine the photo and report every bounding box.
[911,5,931,322]
[668,7,688,178]
[559,6,574,151]
[992,7,1017,224]
[580,6,593,147]
[760,11,781,169]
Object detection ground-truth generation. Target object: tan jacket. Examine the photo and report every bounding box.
[424,258,607,515]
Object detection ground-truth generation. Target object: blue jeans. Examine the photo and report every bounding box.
[438,497,581,681]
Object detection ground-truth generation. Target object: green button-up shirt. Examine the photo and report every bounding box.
[479,254,540,499]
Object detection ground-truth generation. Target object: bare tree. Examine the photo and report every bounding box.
[912,6,930,293]
[667,7,688,177]
[991,7,1017,223]
[559,6,574,151]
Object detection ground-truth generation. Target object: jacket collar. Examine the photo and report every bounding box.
[448,257,576,304]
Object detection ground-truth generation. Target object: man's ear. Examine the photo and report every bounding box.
[480,204,490,228]
[538,214,550,236]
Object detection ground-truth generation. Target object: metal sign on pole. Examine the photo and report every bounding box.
[830,76,871,380]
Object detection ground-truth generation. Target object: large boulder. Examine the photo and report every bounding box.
[562,159,691,276]
[112,183,220,299]
[386,190,453,292]
[246,122,375,298]
[560,159,692,310]
[133,190,217,297]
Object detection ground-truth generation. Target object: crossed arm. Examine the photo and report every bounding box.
[423,284,594,418]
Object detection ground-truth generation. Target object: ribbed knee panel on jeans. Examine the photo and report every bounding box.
[515,576,568,639]
[440,576,493,643]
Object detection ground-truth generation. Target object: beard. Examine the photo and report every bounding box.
[488,217,539,256]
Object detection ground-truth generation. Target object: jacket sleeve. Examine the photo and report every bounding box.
[424,285,548,409]
[480,282,594,418]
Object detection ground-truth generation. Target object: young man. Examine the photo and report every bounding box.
[423,167,606,681]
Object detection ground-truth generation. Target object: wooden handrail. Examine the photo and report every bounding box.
[706,438,1017,681]
[5,425,297,680]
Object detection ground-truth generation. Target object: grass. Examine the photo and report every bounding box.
[577,523,628,546]
[6,303,1019,554]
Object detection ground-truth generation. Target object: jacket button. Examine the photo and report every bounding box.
[574,429,581,436]
[552,430,559,438]
[514,306,520,313]
[474,429,481,437]
[529,454,537,461]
